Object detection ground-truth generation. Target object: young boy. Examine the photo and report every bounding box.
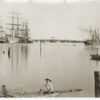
[43,78,54,94]
[1,85,8,97]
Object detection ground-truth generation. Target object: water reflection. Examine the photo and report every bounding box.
[0,43,98,97]
[21,44,28,71]
[87,46,100,97]
[6,44,29,73]
[8,47,10,59]
[40,41,42,57]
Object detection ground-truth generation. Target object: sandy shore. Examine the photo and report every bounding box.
[0,88,94,98]
[7,89,93,98]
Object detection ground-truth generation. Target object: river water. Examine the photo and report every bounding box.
[0,42,99,97]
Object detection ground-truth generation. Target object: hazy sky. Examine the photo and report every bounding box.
[0,0,100,40]
[2,0,100,3]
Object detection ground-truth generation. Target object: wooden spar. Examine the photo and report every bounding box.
[16,12,20,37]
[25,21,29,39]
[0,20,7,39]
[7,12,22,37]
[7,12,15,36]
[22,21,25,37]
[11,12,14,37]
[22,21,30,38]
[94,71,100,97]
[90,25,92,40]
[24,21,28,40]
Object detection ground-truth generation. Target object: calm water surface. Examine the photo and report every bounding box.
[0,42,99,97]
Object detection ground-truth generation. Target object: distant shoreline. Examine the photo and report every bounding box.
[32,39,84,43]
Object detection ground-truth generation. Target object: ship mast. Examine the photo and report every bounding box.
[94,28,97,41]
[7,12,16,37]
[11,12,14,37]
[97,28,100,42]
[0,17,5,37]
[7,12,22,37]
[6,12,32,43]
[89,26,92,40]
[24,21,29,41]
[0,24,4,37]
[22,21,25,37]
[16,12,20,37]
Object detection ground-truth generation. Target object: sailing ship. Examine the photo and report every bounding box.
[91,54,100,60]
[91,48,100,60]
[0,12,33,43]
[7,12,33,43]
[0,17,8,43]
[84,27,100,45]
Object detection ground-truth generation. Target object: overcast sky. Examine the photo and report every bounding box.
[2,0,100,3]
[0,0,100,40]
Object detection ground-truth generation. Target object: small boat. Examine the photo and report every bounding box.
[84,40,94,45]
[0,39,7,43]
[84,40,98,46]
[7,36,20,43]
[84,27,100,46]
[91,54,100,60]
[91,47,100,60]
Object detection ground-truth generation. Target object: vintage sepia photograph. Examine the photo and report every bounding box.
[0,0,100,98]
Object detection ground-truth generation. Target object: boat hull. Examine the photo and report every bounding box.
[91,54,100,60]
[84,40,98,46]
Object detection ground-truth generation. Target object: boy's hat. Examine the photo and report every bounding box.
[45,78,52,82]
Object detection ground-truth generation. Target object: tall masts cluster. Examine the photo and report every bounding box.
[0,16,7,38]
[7,12,30,39]
[89,27,100,41]
[0,22,4,37]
